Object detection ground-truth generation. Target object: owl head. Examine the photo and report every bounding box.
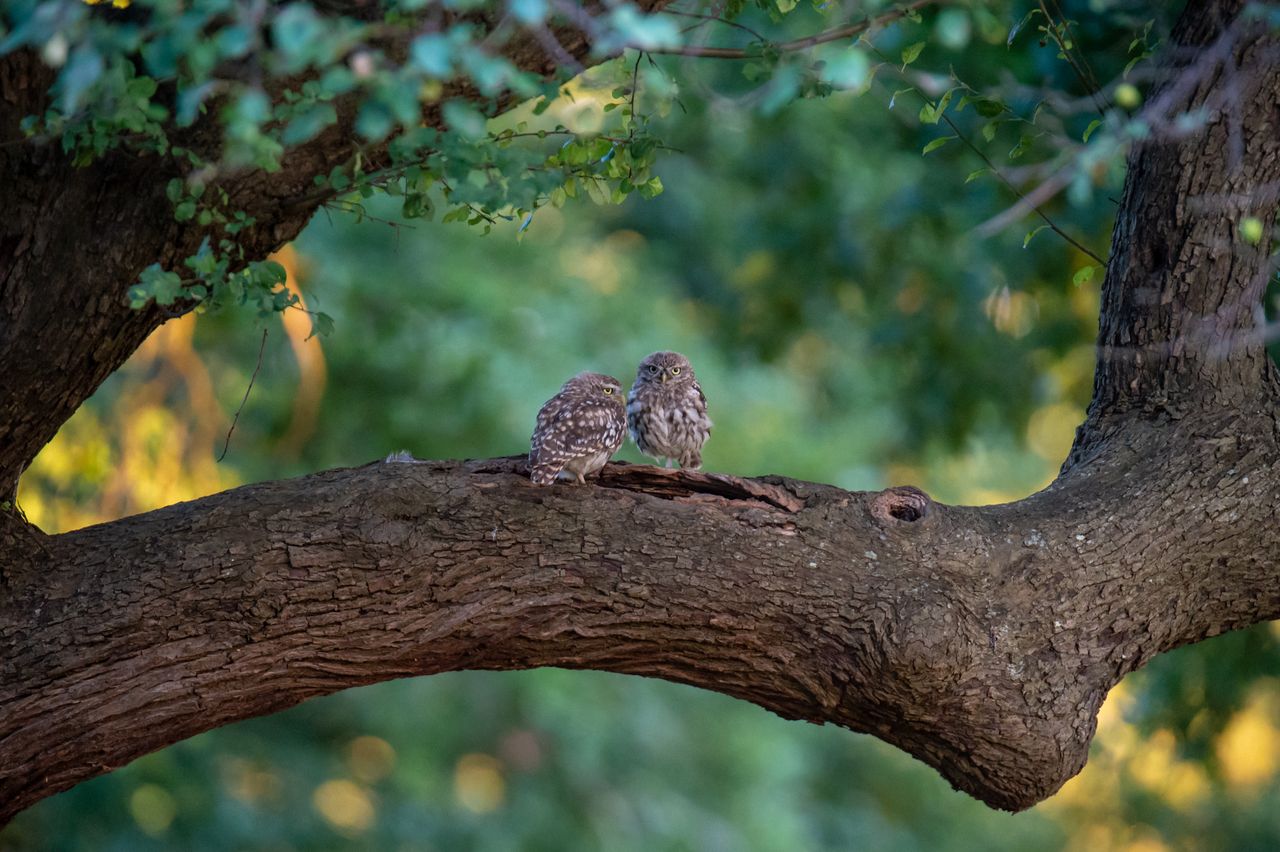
[563,371,624,401]
[635,351,695,385]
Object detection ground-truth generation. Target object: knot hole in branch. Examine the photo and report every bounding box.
[872,486,932,524]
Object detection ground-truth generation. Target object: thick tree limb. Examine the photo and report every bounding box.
[3,0,1280,828]
[2,410,1279,824]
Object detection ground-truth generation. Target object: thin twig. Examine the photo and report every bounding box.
[663,9,769,43]
[942,113,1105,264]
[643,0,946,59]
[1035,1,1107,117]
[1045,0,1104,94]
[218,329,268,463]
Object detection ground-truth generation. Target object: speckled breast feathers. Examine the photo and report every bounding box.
[627,351,712,469]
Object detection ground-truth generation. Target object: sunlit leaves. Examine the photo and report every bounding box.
[922,135,954,155]
[1072,265,1098,286]
[442,100,487,138]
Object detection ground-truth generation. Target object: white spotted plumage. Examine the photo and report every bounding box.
[529,372,626,485]
[627,351,712,469]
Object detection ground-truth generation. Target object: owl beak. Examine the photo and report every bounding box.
[660,373,668,383]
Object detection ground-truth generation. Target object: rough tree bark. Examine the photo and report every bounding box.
[2,0,1279,828]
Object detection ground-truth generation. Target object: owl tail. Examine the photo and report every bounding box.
[529,461,562,486]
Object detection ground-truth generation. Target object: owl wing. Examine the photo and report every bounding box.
[551,401,625,456]
[531,399,624,482]
[692,380,712,428]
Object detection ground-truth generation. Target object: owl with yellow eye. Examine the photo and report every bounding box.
[529,372,626,485]
[626,351,712,469]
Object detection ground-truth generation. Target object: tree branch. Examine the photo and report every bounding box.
[3,406,1279,825]
[642,0,946,59]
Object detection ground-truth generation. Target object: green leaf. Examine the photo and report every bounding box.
[442,100,487,138]
[355,102,394,141]
[308,311,335,340]
[1072,265,1097,286]
[1007,9,1040,46]
[922,135,955,155]
[272,4,326,72]
[57,45,104,112]
[509,0,547,24]
[1009,133,1033,160]
[282,103,338,146]
[965,168,989,183]
[974,99,1005,117]
[138,264,183,306]
[888,88,914,110]
[166,178,184,204]
[901,41,925,66]
[1023,225,1049,248]
[1082,119,1103,143]
[411,34,453,77]
[982,122,998,142]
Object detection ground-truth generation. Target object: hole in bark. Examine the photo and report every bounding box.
[871,486,932,524]
[891,503,922,522]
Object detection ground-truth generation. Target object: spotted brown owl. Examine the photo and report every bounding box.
[627,351,712,469]
[529,372,627,485]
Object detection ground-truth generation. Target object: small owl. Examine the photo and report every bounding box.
[627,351,712,469]
[529,372,627,485]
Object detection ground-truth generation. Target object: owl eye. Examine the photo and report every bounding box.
[647,365,659,374]
[670,367,681,375]
[603,387,614,394]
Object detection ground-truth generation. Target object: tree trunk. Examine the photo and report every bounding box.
[2,0,1279,827]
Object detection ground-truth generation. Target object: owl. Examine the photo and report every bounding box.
[627,351,712,469]
[529,372,627,485]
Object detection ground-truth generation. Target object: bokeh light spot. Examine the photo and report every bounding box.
[128,784,177,837]
[454,753,506,814]
[1217,686,1280,789]
[313,779,376,834]
[348,735,397,783]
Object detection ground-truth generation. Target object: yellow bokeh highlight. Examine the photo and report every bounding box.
[348,736,397,784]
[565,243,623,295]
[223,758,283,805]
[270,246,329,459]
[17,242,326,534]
[1123,832,1171,852]
[1127,729,1209,811]
[731,251,775,290]
[1026,403,1084,462]
[128,784,177,837]
[313,779,376,834]
[984,286,1038,337]
[1217,683,1280,789]
[454,753,506,814]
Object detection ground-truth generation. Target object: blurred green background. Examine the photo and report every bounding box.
[7,2,1280,849]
